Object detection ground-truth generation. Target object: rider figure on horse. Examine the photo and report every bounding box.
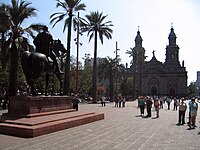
[33,25,63,74]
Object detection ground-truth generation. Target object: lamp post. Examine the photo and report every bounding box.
[75,12,81,95]
[114,41,120,97]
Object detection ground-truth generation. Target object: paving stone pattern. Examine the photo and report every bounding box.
[0,101,200,150]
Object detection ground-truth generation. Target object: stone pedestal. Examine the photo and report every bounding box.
[5,96,72,116]
[0,96,104,138]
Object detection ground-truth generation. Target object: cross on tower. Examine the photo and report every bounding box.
[171,22,173,28]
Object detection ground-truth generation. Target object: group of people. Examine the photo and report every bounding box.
[114,96,126,108]
[100,95,126,108]
[137,96,199,130]
[138,96,159,118]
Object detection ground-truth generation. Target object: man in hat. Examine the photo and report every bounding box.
[33,25,63,74]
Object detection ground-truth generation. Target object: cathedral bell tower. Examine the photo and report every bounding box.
[133,29,145,64]
[135,30,143,47]
[165,26,180,66]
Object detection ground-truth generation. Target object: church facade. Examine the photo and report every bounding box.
[126,27,187,97]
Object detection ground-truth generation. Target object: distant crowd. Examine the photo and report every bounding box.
[137,96,199,130]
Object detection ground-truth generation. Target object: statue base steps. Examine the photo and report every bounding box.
[0,96,104,138]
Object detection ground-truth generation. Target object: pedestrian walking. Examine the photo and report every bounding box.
[138,96,145,116]
[155,99,160,118]
[187,98,192,126]
[145,96,153,118]
[166,97,171,110]
[122,97,126,107]
[160,96,164,109]
[118,96,122,108]
[101,96,106,107]
[188,97,198,129]
[72,94,80,111]
[173,97,178,111]
[115,96,118,107]
[177,97,187,125]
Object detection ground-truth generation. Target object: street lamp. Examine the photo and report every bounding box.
[114,41,120,97]
[75,12,83,95]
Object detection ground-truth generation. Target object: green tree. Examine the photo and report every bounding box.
[98,57,114,101]
[79,65,92,96]
[126,46,146,99]
[112,57,126,97]
[0,4,11,70]
[69,55,77,93]
[50,0,86,95]
[126,47,137,100]
[121,76,133,98]
[81,11,113,103]
[3,0,43,96]
[97,57,125,101]
[126,47,135,65]
[187,81,195,97]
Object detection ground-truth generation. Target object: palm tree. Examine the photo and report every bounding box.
[3,0,43,96]
[80,11,113,103]
[98,57,125,101]
[126,47,136,66]
[98,57,114,101]
[50,0,86,95]
[126,46,146,99]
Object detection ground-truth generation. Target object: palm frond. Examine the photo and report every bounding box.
[75,3,86,11]
[80,10,113,44]
[88,32,94,42]
[50,13,66,28]
[63,18,70,32]
[50,0,85,31]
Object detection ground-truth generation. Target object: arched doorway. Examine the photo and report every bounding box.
[148,77,159,96]
[167,80,177,97]
[151,86,157,96]
[170,88,175,97]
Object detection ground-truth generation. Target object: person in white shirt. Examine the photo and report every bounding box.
[101,96,106,107]
[177,97,187,125]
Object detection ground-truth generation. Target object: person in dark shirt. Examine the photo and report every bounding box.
[145,96,153,117]
[72,94,80,111]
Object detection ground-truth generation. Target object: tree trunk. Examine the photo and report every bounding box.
[109,68,114,101]
[1,32,6,69]
[63,11,72,95]
[92,30,98,103]
[9,41,19,96]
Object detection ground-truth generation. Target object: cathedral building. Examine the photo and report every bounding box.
[126,27,187,97]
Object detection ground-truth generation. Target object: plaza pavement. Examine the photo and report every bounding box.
[0,100,200,150]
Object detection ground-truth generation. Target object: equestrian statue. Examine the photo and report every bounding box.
[21,26,66,96]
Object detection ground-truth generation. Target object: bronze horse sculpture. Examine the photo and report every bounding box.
[21,40,66,96]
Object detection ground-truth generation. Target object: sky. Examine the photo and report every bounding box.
[2,0,200,85]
